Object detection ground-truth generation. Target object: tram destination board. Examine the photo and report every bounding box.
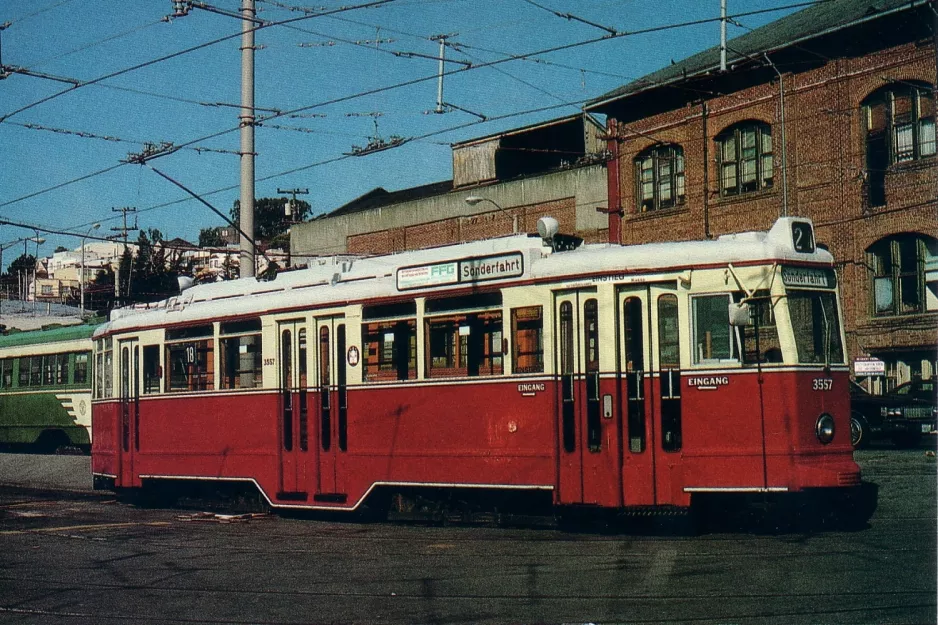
[397,252,524,290]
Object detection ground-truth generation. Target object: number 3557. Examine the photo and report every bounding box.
[813,378,833,391]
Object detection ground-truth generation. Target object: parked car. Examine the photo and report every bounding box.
[849,379,937,448]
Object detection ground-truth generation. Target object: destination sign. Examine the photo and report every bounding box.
[397,252,524,290]
[781,266,836,289]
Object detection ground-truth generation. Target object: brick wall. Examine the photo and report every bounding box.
[605,40,937,368]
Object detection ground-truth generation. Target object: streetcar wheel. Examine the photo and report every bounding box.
[850,414,867,449]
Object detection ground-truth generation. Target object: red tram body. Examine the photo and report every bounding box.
[92,217,863,518]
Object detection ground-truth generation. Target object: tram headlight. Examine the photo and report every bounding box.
[815,413,835,444]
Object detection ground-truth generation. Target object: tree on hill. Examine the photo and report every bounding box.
[230,197,311,244]
[198,226,226,248]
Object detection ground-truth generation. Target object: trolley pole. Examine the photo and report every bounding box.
[239,0,256,279]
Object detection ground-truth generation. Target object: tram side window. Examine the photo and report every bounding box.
[42,354,68,386]
[0,359,10,388]
[425,293,503,378]
[142,346,160,394]
[17,357,30,387]
[165,325,214,392]
[511,306,544,374]
[692,295,734,363]
[74,352,89,385]
[362,319,416,382]
[219,319,263,389]
[28,357,42,386]
[658,294,682,453]
[732,291,782,364]
[95,338,113,399]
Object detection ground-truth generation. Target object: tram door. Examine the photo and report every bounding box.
[278,321,308,500]
[616,284,682,506]
[314,315,348,501]
[117,339,141,488]
[554,289,621,507]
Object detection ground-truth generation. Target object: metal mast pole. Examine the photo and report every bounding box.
[239,0,256,278]
[720,0,727,72]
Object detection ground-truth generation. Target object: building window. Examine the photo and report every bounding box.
[868,234,938,316]
[863,82,936,206]
[716,122,773,196]
[634,144,685,212]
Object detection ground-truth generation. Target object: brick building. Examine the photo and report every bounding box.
[290,114,609,257]
[292,0,935,390]
[586,0,936,390]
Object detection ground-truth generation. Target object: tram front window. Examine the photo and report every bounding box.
[787,290,845,364]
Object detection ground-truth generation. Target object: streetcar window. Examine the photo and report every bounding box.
[692,295,734,363]
[220,319,262,389]
[43,354,67,386]
[657,295,681,368]
[658,294,682,453]
[0,359,11,388]
[622,296,646,453]
[732,291,782,364]
[426,292,502,313]
[166,339,214,392]
[425,293,503,378]
[95,338,113,399]
[166,324,213,341]
[142,346,160,394]
[17,357,30,387]
[74,352,90,385]
[788,290,845,364]
[362,319,416,382]
[511,306,543,374]
[425,310,503,378]
[363,301,417,319]
[559,301,576,453]
[29,356,42,387]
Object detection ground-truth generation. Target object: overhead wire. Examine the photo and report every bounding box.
[0,0,839,233]
[0,0,397,124]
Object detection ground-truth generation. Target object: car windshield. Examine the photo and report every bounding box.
[892,380,935,400]
[787,290,845,364]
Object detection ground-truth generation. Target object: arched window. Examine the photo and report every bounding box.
[715,121,773,196]
[867,233,938,316]
[634,144,685,212]
[862,82,936,206]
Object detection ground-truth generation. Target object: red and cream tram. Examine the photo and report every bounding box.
[91,216,867,521]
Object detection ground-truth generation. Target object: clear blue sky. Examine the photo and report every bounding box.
[0,0,804,259]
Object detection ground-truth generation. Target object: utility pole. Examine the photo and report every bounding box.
[277,188,307,268]
[240,0,256,278]
[111,206,137,304]
[277,188,308,222]
[169,0,258,279]
[720,0,727,72]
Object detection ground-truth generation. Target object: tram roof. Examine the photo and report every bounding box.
[99,217,832,336]
[0,321,99,349]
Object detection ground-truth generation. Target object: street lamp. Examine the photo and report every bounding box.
[465,196,518,234]
[80,224,101,318]
[29,235,44,311]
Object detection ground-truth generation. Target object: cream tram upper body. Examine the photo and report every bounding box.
[95,217,831,340]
